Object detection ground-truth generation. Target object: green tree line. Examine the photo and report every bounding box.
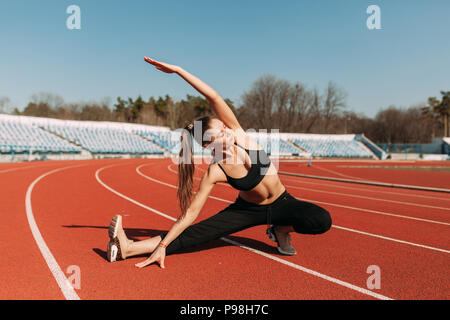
[4,75,448,143]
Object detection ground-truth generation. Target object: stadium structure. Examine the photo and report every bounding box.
[1,114,449,162]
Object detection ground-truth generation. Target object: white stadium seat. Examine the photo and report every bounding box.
[0,114,377,158]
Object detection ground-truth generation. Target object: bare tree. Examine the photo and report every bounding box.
[304,88,321,133]
[241,74,280,129]
[166,100,184,129]
[30,92,65,110]
[239,75,347,134]
[322,81,347,132]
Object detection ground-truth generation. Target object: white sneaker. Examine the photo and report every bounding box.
[106,215,127,262]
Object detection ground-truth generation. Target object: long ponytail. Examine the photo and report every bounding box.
[177,116,212,220]
[177,124,195,219]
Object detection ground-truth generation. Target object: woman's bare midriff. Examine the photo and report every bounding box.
[238,162,286,205]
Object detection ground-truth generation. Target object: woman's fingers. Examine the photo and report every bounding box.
[135,257,153,268]
[144,58,166,71]
[144,56,163,66]
[134,255,165,269]
[135,261,145,268]
[144,56,159,66]
[144,56,177,74]
[144,57,168,68]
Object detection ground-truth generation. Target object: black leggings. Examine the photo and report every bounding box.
[160,190,332,255]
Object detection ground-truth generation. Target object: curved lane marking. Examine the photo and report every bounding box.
[25,164,87,300]
[165,164,450,252]
[95,162,393,300]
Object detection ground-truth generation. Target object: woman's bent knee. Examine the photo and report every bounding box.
[316,208,332,234]
[292,205,332,235]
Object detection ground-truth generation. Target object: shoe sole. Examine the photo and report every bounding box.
[107,215,125,262]
[107,238,123,262]
[108,215,122,240]
[277,246,296,256]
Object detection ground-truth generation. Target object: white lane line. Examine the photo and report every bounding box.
[218,236,392,300]
[298,197,450,226]
[281,175,450,209]
[190,165,450,226]
[164,164,450,252]
[289,176,450,215]
[0,162,57,174]
[95,162,393,300]
[136,165,232,203]
[96,164,176,221]
[172,163,450,203]
[332,226,450,254]
[279,170,450,193]
[278,159,417,163]
[281,184,450,212]
[280,175,450,202]
[315,166,366,181]
[25,164,85,300]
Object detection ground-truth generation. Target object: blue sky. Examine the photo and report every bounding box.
[0,0,449,117]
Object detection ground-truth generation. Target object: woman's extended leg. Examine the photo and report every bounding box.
[108,215,163,259]
[160,202,268,255]
[110,201,265,259]
[125,236,162,257]
[109,191,331,260]
[124,220,294,258]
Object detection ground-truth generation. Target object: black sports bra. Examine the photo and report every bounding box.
[215,142,271,191]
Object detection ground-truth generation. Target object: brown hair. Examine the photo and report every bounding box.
[177,116,213,219]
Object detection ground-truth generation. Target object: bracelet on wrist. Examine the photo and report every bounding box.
[159,242,167,248]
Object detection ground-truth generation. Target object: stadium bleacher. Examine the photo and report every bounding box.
[39,122,164,154]
[1,114,390,161]
[247,132,306,156]
[135,129,184,154]
[0,115,82,154]
[285,134,375,158]
[443,138,450,155]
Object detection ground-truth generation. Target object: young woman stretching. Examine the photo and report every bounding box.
[106,57,332,268]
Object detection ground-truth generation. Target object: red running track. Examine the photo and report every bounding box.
[277,159,450,189]
[0,158,448,300]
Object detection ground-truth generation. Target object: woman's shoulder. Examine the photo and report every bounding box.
[233,128,262,150]
[206,162,228,183]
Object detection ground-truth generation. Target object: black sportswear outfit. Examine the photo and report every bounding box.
[160,143,332,255]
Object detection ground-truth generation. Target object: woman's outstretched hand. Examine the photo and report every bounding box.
[144,56,180,74]
[135,246,166,269]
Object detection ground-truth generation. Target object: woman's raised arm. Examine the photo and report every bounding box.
[144,56,241,130]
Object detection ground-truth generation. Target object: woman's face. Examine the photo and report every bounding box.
[203,118,234,151]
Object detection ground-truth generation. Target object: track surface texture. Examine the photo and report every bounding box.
[0,158,448,300]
